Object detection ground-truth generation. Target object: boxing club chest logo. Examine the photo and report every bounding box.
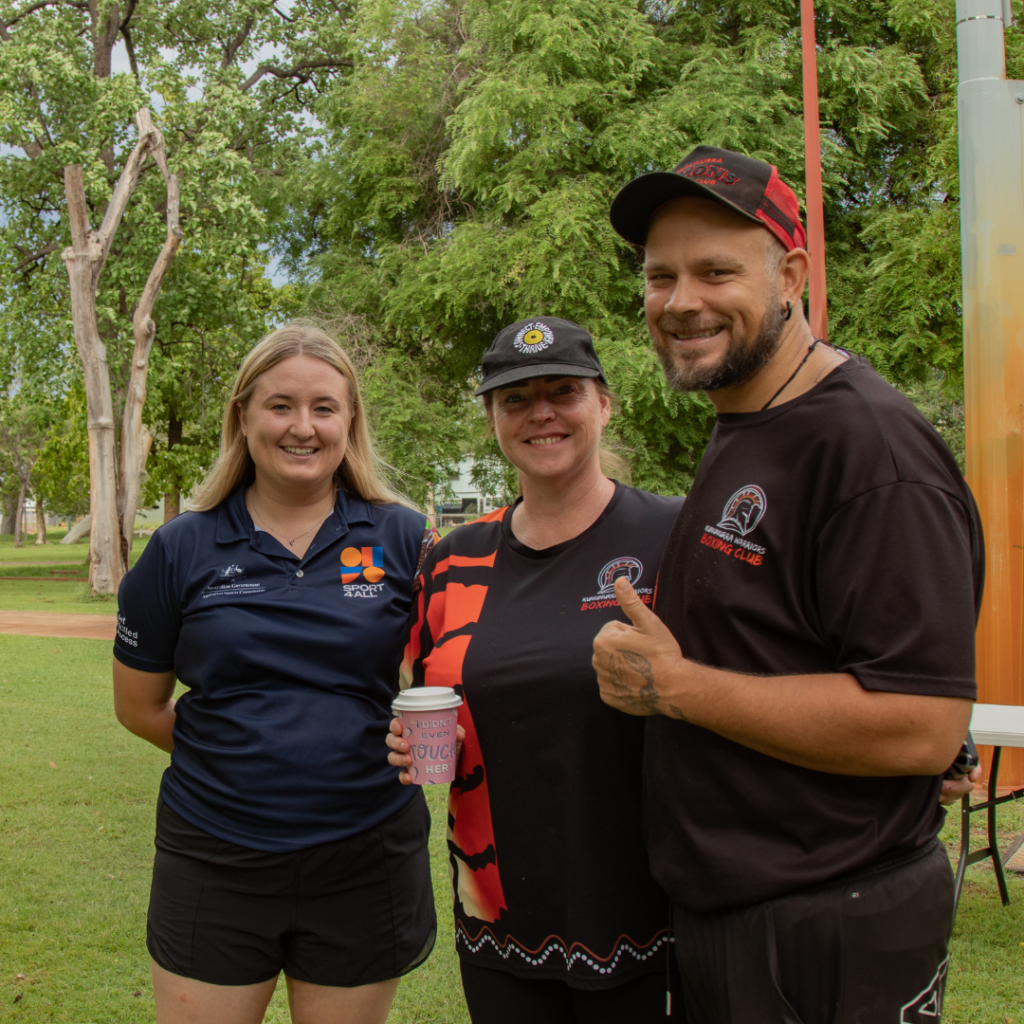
[580,556,653,611]
[700,484,768,567]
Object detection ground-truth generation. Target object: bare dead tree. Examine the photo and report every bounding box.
[62,107,182,594]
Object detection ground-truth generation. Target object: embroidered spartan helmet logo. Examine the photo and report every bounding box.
[597,556,643,595]
[717,485,767,537]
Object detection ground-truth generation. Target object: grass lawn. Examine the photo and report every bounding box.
[0,635,467,1023]
[0,630,1022,1022]
[0,535,150,617]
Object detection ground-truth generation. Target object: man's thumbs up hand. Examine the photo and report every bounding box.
[613,576,662,631]
[592,577,685,717]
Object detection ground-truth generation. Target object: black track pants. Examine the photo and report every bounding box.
[674,839,955,1024]
[460,959,684,1023]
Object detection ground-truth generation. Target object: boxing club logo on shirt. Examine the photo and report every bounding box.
[717,485,767,536]
[579,556,653,612]
[700,484,768,567]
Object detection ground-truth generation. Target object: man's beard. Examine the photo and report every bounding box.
[654,300,786,393]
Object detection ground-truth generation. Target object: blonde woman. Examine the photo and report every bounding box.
[113,325,437,1024]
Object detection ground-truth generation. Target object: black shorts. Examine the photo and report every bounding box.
[147,793,436,987]
[674,839,955,1024]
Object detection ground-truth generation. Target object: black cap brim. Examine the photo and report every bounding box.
[609,171,761,246]
[474,363,602,396]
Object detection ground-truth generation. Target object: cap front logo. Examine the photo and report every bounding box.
[513,321,555,354]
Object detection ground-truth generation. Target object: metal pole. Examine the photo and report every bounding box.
[958,0,1024,787]
[800,0,828,340]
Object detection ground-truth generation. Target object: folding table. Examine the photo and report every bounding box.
[953,703,1024,916]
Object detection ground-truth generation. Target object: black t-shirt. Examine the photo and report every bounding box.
[403,483,684,989]
[647,357,984,913]
[114,485,434,851]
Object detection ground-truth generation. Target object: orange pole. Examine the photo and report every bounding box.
[957,0,1024,788]
[800,0,828,340]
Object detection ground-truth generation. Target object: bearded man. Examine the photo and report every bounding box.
[592,147,983,1023]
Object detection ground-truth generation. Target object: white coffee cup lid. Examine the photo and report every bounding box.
[392,686,463,712]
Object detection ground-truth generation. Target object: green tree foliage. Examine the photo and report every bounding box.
[285,0,997,494]
[0,0,355,513]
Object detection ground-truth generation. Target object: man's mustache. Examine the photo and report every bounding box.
[656,315,728,338]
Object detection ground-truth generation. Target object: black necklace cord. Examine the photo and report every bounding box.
[761,339,823,411]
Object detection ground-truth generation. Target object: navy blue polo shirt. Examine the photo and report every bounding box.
[114,485,432,851]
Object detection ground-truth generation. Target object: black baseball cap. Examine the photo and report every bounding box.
[474,317,606,396]
[609,145,806,251]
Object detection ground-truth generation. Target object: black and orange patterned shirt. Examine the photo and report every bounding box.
[401,483,684,989]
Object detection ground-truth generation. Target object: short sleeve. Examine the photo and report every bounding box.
[415,520,441,579]
[113,532,181,673]
[815,482,979,699]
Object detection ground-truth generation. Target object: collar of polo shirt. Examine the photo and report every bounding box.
[215,484,377,548]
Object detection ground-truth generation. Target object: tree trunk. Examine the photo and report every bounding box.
[62,166,123,593]
[35,496,47,545]
[12,479,28,549]
[1,496,15,535]
[60,515,92,545]
[61,108,182,595]
[163,407,182,522]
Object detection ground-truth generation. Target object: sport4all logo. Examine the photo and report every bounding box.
[340,546,387,599]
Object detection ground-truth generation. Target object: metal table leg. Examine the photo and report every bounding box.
[988,747,1011,906]
[952,745,1012,920]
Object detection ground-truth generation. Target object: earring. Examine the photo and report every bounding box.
[783,301,793,321]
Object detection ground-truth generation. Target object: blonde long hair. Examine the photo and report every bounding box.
[189,323,414,511]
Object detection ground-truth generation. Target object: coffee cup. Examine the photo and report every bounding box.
[391,687,463,785]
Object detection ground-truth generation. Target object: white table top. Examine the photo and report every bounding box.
[970,703,1024,747]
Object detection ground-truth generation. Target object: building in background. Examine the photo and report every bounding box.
[434,458,498,527]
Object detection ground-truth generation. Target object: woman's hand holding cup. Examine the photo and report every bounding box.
[387,718,464,785]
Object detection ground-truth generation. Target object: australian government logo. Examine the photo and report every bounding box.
[341,546,387,598]
[701,484,767,567]
[513,321,555,354]
[203,564,266,599]
[580,556,652,612]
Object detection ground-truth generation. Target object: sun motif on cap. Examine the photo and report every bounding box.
[513,321,555,353]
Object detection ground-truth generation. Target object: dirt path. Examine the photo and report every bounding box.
[0,611,115,640]
[0,561,84,567]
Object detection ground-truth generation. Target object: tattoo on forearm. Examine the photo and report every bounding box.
[667,704,689,723]
[608,651,660,713]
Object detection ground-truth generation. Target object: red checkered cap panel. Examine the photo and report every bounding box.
[757,167,806,252]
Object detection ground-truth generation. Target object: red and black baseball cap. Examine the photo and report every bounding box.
[609,146,806,251]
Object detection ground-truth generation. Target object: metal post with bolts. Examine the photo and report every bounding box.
[957,0,1024,787]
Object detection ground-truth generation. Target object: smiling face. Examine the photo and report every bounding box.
[643,197,787,392]
[236,354,352,497]
[488,376,611,485]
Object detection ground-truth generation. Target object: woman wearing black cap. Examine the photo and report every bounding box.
[387,317,685,1023]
